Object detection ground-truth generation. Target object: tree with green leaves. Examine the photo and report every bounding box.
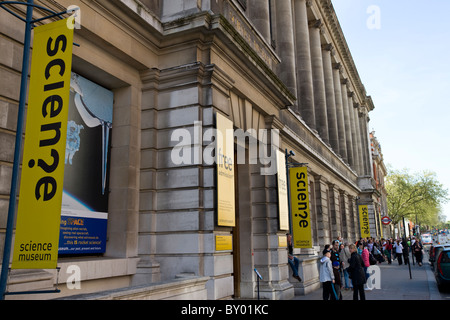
[386,168,449,229]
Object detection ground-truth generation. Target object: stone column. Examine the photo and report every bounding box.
[293,0,315,129]
[249,0,271,44]
[353,103,364,176]
[348,93,360,174]
[309,20,329,144]
[360,108,372,176]
[322,44,339,153]
[275,0,298,105]
[341,80,354,167]
[332,63,347,162]
[347,91,358,171]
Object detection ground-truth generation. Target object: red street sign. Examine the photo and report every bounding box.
[381,216,392,225]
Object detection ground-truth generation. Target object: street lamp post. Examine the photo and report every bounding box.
[402,217,412,280]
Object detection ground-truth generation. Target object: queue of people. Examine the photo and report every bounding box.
[316,235,425,300]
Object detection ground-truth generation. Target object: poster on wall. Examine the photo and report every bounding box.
[58,72,113,255]
[276,150,289,230]
[216,112,235,227]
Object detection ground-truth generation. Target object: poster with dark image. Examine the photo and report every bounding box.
[58,72,113,255]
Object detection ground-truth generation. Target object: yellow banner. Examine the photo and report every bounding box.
[289,167,312,248]
[216,113,235,226]
[276,150,289,230]
[12,19,74,269]
[359,205,371,238]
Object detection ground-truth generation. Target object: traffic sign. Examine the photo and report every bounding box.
[381,216,392,225]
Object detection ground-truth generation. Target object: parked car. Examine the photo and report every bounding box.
[429,244,450,271]
[434,248,450,291]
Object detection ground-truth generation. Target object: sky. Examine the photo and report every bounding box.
[331,0,450,222]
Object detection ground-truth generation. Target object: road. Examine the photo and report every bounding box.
[293,247,450,300]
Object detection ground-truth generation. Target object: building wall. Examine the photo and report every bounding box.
[0,0,382,300]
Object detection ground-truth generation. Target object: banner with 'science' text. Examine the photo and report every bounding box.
[12,18,74,269]
[289,167,312,248]
[359,205,371,238]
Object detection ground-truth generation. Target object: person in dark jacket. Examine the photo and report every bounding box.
[348,243,366,300]
[412,238,424,266]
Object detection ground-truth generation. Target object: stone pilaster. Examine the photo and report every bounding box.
[349,196,358,241]
[313,175,331,247]
[328,183,342,239]
[340,190,351,242]
[251,161,294,300]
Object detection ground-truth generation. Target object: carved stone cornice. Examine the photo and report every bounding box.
[317,0,372,111]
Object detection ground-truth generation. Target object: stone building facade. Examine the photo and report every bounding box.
[0,0,383,299]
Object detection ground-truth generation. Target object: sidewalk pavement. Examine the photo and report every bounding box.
[292,251,447,300]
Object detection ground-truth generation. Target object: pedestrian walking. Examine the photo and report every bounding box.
[360,243,370,273]
[330,239,341,266]
[412,238,424,266]
[393,239,403,265]
[347,243,366,300]
[319,247,335,300]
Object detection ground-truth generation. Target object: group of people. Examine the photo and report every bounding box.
[318,236,425,300]
[286,235,426,301]
[391,236,424,266]
[319,238,368,301]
